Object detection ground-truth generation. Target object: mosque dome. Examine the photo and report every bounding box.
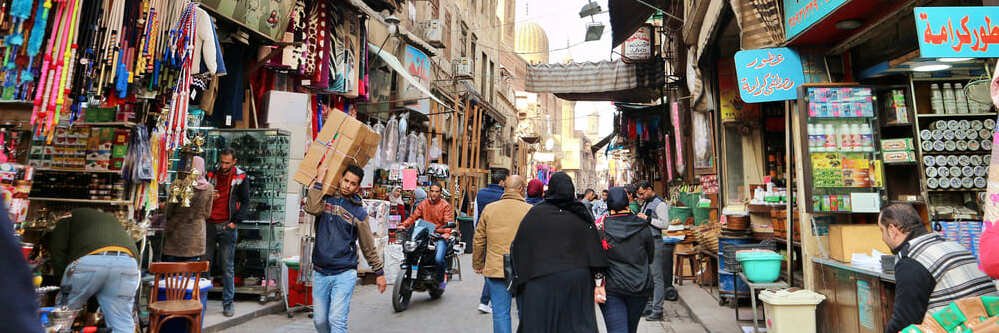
[516,22,549,65]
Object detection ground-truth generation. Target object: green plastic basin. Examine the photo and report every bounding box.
[736,250,783,283]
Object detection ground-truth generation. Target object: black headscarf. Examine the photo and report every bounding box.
[606,187,629,211]
[543,172,594,223]
[511,172,608,289]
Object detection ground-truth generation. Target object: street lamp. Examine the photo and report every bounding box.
[579,1,601,18]
[585,22,604,41]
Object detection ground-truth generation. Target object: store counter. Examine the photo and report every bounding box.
[812,258,895,333]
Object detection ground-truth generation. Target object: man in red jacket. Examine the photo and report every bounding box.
[401,183,454,287]
[206,148,250,317]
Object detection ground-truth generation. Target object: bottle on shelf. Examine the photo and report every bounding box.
[943,83,957,114]
[808,124,819,151]
[859,123,874,152]
[824,123,838,152]
[931,84,945,114]
[839,123,852,152]
[955,83,970,114]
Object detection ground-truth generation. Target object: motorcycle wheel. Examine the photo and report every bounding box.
[429,281,445,300]
[392,273,412,312]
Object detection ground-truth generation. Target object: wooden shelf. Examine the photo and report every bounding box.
[927,188,984,192]
[883,161,918,166]
[72,121,137,128]
[916,113,997,118]
[27,197,131,205]
[882,122,913,127]
[34,168,121,174]
[0,100,33,106]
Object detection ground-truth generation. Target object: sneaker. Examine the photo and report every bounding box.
[643,308,652,317]
[439,281,447,290]
[223,305,235,317]
[646,313,664,321]
[477,303,492,314]
[665,287,679,301]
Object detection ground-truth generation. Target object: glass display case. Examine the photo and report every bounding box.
[193,128,290,301]
[797,86,885,213]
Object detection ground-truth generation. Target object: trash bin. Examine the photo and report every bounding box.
[457,217,474,253]
[758,288,826,333]
[157,278,213,333]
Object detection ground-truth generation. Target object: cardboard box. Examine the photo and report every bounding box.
[293,111,381,195]
[881,138,915,151]
[828,224,892,262]
[884,151,917,163]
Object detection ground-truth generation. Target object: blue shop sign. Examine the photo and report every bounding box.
[914,7,999,58]
[784,0,851,40]
[733,48,805,103]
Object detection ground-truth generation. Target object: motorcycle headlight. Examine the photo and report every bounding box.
[404,241,417,252]
[427,243,436,251]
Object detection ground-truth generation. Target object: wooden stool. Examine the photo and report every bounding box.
[674,251,698,286]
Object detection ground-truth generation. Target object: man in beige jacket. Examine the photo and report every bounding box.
[473,175,532,333]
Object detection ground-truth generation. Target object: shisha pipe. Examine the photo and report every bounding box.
[21,1,53,94]
[54,0,82,129]
[31,0,66,128]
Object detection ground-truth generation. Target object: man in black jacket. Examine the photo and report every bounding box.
[206,148,251,317]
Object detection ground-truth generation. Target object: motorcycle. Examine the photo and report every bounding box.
[392,220,465,312]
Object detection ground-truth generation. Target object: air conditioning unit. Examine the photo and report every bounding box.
[454,57,472,80]
[422,19,444,48]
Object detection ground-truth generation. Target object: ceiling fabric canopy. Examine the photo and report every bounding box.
[525,59,665,103]
[609,0,667,47]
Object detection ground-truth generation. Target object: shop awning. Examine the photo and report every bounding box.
[368,43,444,114]
[525,59,665,103]
[609,0,667,47]
[590,130,618,154]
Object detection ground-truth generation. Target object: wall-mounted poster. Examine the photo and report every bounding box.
[692,111,715,173]
[199,0,297,42]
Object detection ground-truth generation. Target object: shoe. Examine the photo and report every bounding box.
[223,305,235,317]
[478,303,492,314]
[643,309,652,317]
[665,287,679,301]
[439,281,447,290]
[646,313,664,321]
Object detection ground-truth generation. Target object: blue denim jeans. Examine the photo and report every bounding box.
[312,269,358,333]
[58,254,140,333]
[480,278,491,305]
[600,293,647,333]
[486,277,515,333]
[205,223,236,307]
[434,239,447,282]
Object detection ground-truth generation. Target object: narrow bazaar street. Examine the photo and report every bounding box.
[218,254,707,333]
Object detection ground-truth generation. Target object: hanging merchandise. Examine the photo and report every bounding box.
[395,114,410,162]
[429,136,441,161]
[371,121,385,169]
[382,115,399,162]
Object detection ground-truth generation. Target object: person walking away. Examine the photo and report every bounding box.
[598,187,654,333]
[304,165,386,333]
[475,168,509,314]
[625,185,641,214]
[510,172,609,333]
[473,175,532,333]
[163,157,214,262]
[49,208,140,333]
[525,179,544,205]
[635,181,675,321]
[0,204,43,333]
[878,204,997,333]
[581,189,596,216]
[401,182,455,288]
[205,148,250,317]
[592,190,609,217]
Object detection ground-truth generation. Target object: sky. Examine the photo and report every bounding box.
[515,0,617,138]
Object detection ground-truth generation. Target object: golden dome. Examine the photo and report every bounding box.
[516,22,549,65]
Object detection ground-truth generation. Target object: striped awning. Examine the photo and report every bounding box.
[525,59,665,103]
[730,0,784,49]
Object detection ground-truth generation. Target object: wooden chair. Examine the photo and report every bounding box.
[674,251,699,286]
[148,261,211,333]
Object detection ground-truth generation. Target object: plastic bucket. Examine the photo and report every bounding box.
[759,289,826,333]
[718,270,750,293]
[157,278,213,333]
[736,250,783,283]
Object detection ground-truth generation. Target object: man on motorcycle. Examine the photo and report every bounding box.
[401,182,455,288]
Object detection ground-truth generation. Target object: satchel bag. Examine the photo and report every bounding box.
[503,253,517,296]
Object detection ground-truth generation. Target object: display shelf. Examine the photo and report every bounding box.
[920,150,990,155]
[927,188,984,192]
[809,150,878,154]
[910,76,980,82]
[27,197,131,205]
[34,168,121,174]
[884,161,918,166]
[72,121,138,128]
[773,237,802,247]
[0,100,33,106]
[916,113,997,118]
[882,122,913,127]
[889,199,925,205]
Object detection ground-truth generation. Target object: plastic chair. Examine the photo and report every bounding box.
[148,261,210,333]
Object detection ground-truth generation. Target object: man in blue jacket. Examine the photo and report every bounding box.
[474,168,508,314]
[305,165,386,333]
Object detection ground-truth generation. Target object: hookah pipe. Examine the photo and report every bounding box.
[0,0,33,99]
[19,0,53,101]
[44,0,79,143]
[53,0,82,128]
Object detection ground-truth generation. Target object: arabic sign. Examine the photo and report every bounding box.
[734,47,805,103]
[784,0,850,40]
[914,7,999,58]
[622,25,652,62]
[402,44,432,113]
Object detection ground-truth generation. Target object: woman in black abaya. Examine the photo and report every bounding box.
[511,172,609,333]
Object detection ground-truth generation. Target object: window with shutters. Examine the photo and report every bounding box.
[444,11,452,60]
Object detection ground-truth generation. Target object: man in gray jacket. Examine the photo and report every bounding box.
[636,181,675,320]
